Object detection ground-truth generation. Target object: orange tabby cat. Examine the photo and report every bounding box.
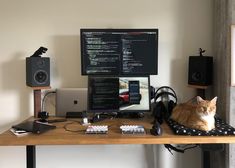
[170,96,217,132]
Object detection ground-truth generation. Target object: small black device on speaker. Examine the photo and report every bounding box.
[26,47,50,87]
[188,48,213,86]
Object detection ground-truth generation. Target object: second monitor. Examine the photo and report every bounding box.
[88,76,151,114]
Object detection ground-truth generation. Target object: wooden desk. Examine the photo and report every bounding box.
[1,116,235,168]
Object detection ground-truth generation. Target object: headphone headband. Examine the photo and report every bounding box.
[154,86,177,104]
[155,86,177,97]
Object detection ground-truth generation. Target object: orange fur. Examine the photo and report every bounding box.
[170,96,217,132]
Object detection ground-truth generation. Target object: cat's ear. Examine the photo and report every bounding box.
[197,96,204,103]
[211,96,218,104]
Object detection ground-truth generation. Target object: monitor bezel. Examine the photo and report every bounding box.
[87,75,151,114]
[80,28,158,76]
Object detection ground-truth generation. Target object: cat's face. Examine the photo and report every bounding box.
[196,96,217,115]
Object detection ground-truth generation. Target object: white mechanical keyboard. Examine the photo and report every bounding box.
[120,125,145,135]
[85,125,108,134]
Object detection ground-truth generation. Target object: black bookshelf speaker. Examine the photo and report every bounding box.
[188,56,213,86]
[26,57,50,87]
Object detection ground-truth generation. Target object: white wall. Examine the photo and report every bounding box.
[0,0,213,168]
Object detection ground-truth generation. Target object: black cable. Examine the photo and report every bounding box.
[182,144,198,151]
[164,144,184,154]
[41,91,56,112]
[164,144,199,155]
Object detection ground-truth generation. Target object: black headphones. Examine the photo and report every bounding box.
[152,86,177,124]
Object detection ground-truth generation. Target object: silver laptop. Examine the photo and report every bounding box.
[56,88,88,117]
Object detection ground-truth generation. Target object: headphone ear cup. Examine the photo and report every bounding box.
[167,100,176,119]
[152,102,158,118]
[153,101,166,124]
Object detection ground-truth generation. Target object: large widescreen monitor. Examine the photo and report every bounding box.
[81,29,158,75]
[88,76,151,113]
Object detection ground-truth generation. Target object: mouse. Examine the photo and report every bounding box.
[150,121,162,136]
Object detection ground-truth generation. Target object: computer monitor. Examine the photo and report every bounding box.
[81,29,158,75]
[88,76,151,114]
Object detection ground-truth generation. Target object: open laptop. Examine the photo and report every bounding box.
[56,88,88,117]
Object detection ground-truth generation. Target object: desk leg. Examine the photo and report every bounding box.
[202,151,210,168]
[201,144,224,168]
[26,145,36,168]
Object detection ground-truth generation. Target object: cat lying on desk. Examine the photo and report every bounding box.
[170,96,217,132]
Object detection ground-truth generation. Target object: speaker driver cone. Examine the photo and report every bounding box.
[192,72,201,81]
[34,70,48,84]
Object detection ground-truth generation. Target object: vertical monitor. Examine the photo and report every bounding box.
[81,29,158,75]
[88,76,151,113]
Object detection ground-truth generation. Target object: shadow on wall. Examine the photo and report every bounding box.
[170,58,187,92]
[170,58,196,102]
[51,35,88,88]
[0,53,31,128]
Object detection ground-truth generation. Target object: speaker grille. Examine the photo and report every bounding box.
[26,57,50,87]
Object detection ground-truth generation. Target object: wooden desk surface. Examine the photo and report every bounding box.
[1,116,235,146]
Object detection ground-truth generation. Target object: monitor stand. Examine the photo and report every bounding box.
[91,112,117,123]
[116,112,144,119]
